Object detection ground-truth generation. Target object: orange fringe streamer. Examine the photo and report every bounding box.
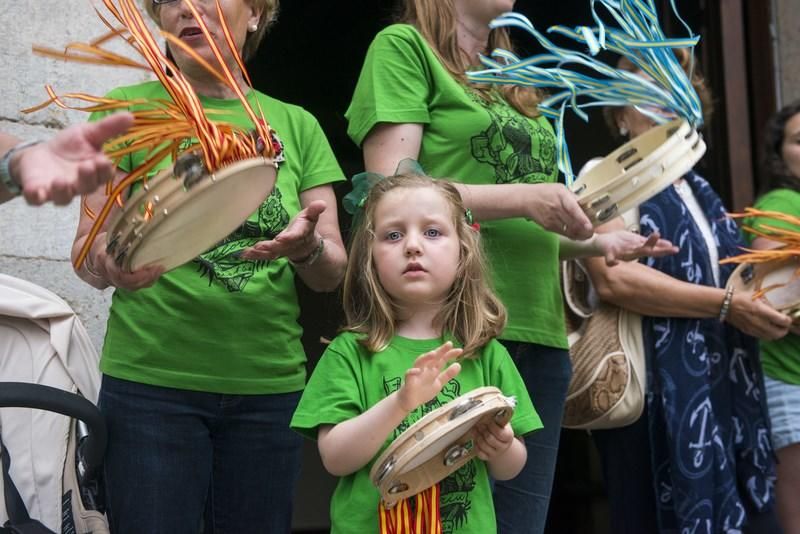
[24,0,276,270]
[722,208,800,301]
[720,209,800,265]
[378,484,443,534]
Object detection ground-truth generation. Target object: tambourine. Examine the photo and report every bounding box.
[727,258,800,319]
[106,153,277,272]
[370,386,515,509]
[573,118,706,225]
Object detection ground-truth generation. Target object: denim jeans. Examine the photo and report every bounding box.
[98,375,303,534]
[493,341,572,534]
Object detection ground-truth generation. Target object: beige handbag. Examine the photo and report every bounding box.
[561,209,647,430]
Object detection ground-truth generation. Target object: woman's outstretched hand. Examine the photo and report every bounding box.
[397,341,462,413]
[240,200,327,262]
[595,230,678,266]
[15,112,134,205]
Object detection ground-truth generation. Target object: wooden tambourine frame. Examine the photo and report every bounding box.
[727,258,800,319]
[370,386,515,509]
[572,119,706,225]
[107,155,277,272]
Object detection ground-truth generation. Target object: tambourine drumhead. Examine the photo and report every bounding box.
[370,386,515,508]
[727,258,800,317]
[573,119,706,225]
[107,157,277,272]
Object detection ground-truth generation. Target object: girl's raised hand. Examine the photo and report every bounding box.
[397,341,462,413]
[474,421,515,461]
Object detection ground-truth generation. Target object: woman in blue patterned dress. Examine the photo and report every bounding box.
[583,55,792,533]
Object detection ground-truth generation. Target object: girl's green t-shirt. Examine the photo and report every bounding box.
[97,81,345,394]
[291,332,542,534]
[746,188,800,384]
[345,24,567,348]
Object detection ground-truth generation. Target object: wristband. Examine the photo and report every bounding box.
[719,285,735,323]
[289,237,324,268]
[0,139,43,196]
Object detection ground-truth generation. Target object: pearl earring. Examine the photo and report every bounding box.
[619,126,629,136]
[248,24,258,32]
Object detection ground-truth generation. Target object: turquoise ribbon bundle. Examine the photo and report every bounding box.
[467,1,703,184]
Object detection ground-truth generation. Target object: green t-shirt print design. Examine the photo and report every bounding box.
[196,187,290,292]
[466,89,557,185]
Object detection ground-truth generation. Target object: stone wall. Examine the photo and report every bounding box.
[0,2,152,351]
[776,0,800,106]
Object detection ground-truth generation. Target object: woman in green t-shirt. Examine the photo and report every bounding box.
[70,1,347,532]
[344,1,676,532]
[748,100,800,533]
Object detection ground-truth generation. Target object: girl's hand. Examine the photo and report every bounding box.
[594,230,678,266]
[474,421,515,461]
[397,342,462,413]
[727,293,792,340]
[240,200,327,262]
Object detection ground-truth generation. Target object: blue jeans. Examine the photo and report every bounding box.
[493,341,572,534]
[98,375,303,534]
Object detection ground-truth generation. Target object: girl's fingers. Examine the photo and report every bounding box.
[439,362,461,383]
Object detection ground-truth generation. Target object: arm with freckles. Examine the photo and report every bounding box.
[317,342,462,476]
[362,122,594,240]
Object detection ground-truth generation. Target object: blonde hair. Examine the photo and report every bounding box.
[342,174,506,357]
[603,50,713,136]
[144,0,279,61]
[399,0,543,118]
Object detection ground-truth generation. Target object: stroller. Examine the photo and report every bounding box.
[0,274,109,534]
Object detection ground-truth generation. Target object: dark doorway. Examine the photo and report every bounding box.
[247,2,748,533]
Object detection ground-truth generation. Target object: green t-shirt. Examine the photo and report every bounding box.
[345,24,566,348]
[746,188,800,384]
[291,332,542,534]
[97,81,345,394]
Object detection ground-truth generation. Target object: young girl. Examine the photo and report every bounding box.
[291,172,541,533]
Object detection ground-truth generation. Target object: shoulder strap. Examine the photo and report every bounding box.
[0,436,53,534]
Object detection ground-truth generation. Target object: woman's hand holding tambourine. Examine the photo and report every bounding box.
[524,183,594,240]
[397,342,462,413]
[726,293,792,341]
[241,200,327,262]
[85,232,163,291]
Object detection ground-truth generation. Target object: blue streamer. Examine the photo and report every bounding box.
[467,0,703,184]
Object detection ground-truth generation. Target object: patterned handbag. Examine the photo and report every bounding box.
[561,210,646,430]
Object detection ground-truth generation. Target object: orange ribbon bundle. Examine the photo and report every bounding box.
[378,484,443,534]
[722,208,800,265]
[722,209,800,301]
[23,0,278,270]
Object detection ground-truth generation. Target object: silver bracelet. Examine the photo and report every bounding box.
[289,237,324,269]
[719,285,735,323]
[0,139,43,196]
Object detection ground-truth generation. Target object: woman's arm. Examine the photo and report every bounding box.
[317,342,462,476]
[362,123,594,240]
[241,184,346,292]
[584,220,792,340]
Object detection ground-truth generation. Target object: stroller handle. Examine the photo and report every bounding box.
[0,382,107,481]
